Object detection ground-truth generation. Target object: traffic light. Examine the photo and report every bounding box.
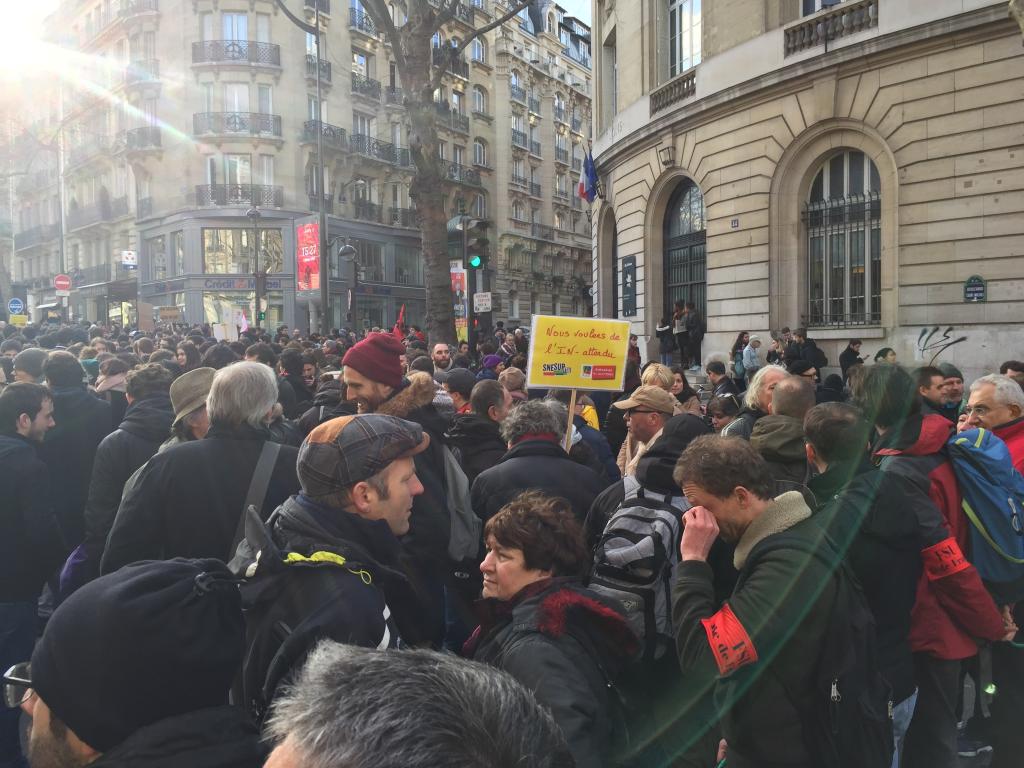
[465,218,489,270]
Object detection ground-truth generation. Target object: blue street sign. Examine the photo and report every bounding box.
[7,298,24,315]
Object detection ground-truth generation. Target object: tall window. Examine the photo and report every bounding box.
[473,193,486,218]
[668,0,702,78]
[473,139,487,166]
[222,13,247,41]
[471,38,486,63]
[663,178,706,320]
[472,85,488,114]
[805,149,881,327]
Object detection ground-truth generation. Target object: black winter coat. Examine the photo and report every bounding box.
[0,434,65,601]
[77,394,175,589]
[101,422,300,573]
[87,706,264,768]
[297,380,357,435]
[809,461,923,703]
[445,412,506,486]
[281,372,315,417]
[466,579,637,768]
[471,438,609,523]
[38,386,113,545]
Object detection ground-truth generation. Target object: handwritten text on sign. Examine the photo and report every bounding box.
[526,315,631,391]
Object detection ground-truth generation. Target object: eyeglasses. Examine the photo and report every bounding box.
[625,408,658,416]
[3,663,33,709]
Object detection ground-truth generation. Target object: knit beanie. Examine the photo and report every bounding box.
[342,333,405,389]
[31,559,244,752]
[938,362,964,382]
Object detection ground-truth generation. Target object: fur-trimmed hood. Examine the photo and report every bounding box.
[377,371,439,420]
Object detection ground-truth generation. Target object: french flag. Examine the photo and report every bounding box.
[577,149,599,203]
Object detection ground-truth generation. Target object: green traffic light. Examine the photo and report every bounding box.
[469,254,483,268]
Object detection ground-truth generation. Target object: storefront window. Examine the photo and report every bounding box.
[355,295,386,329]
[394,245,423,286]
[147,235,166,281]
[202,228,284,274]
[354,240,385,283]
[203,289,284,328]
[170,231,185,276]
[404,299,426,328]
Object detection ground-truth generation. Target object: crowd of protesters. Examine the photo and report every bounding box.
[2,313,1024,768]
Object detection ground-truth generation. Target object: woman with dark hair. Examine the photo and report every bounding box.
[730,331,750,391]
[670,366,702,417]
[175,341,201,372]
[874,347,897,364]
[707,393,742,433]
[465,491,637,768]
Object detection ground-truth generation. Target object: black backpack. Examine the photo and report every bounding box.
[736,533,893,768]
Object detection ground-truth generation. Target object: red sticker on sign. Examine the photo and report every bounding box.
[922,536,971,580]
[590,365,616,381]
[701,603,758,676]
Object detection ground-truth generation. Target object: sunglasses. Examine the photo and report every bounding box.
[3,663,33,709]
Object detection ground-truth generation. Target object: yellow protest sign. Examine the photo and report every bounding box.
[9,314,27,327]
[527,315,631,391]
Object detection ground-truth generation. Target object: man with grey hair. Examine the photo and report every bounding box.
[263,642,574,768]
[102,361,301,573]
[965,373,1024,473]
[722,365,789,440]
[470,399,608,523]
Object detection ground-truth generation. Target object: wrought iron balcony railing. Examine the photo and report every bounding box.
[389,207,416,227]
[555,147,569,165]
[510,84,526,103]
[530,140,542,156]
[302,120,347,150]
[122,126,161,150]
[193,112,282,138]
[305,55,332,82]
[511,129,528,148]
[352,200,382,223]
[349,6,377,35]
[528,96,541,114]
[351,72,382,101]
[350,134,411,167]
[192,40,281,66]
[528,182,542,197]
[14,224,60,250]
[385,86,406,105]
[441,160,482,187]
[432,47,469,78]
[308,194,334,214]
[195,184,284,207]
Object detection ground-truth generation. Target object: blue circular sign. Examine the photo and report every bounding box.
[7,298,24,315]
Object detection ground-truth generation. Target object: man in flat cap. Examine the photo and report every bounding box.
[231,414,432,723]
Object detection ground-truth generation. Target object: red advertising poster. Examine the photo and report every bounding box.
[296,222,320,292]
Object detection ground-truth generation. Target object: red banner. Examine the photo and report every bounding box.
[296,222,320,292]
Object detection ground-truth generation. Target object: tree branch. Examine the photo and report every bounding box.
[454,0,530,53]
[361,0,408,74]
[432,0,461,29]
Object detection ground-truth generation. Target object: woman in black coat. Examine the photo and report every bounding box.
[464,491,638,767]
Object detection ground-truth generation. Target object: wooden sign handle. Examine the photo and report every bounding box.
[563,389,577,453]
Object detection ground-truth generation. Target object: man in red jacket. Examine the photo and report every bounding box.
[963,373,1024,768]
[861,364,1014,768]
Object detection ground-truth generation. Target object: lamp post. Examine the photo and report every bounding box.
[245,204,263,330]
[329,238,358,334]
[272,0,329,335]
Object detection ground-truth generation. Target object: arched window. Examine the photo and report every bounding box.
[472,85,488,114]
[431,30,445,49]
[668,0,702,77]
[473,139,487,166]
[471,38,487,63]
[663,178,706,319]
[510,69,521,88]
[805,149,881,326]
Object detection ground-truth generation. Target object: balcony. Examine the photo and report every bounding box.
[571,116,583,133]
[555,147,569,165]
[650,67,696,115]
[305,55,332,82]
[67,201,112,231]
[74,263,115,286]
[195,184,283,208]
[530,140,542,156]
[385,86,406,105]
[191,40,282,67]
[528,182,542,198]
[120,0,159,19]
[193,112,282,139]
[308,194,334,214]
[125,58,159,86]
[784,0,878,57]
[510,84,526,103]
[350,134,411,167]
[562,46,591,69]
[553,106,567,123]
[437,110,469,133]
[531,223,554,240]
[553,188,569,203]
[528,96,541,114]
[511,129,528,148]
[432,47,469,79]
[351,72,382,101]
[122,126,162,152]
[349,6,377,36]
[351,200,382,223]
[302,120,347,151]
[511,174,528,188]
[388,207,416,227]
[14,224,59,251]
[81,0,159,47]
[304,0,331,12]
[441,160,482,187]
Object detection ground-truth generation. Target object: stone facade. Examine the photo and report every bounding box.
[591,0,1024,382]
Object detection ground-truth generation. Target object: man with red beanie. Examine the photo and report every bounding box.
[342,333,461,644]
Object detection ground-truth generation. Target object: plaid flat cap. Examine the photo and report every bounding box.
[298,414,430,497]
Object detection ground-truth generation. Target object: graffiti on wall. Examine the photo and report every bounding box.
[917,326,967,366]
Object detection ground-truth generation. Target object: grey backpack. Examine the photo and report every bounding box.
[589,477,688,661]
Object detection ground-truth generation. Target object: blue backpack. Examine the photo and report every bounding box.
[947,428,1024,603]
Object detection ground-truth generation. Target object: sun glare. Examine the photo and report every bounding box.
[0,5,55,81]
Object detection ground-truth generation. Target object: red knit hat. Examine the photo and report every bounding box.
[342,332,406,389]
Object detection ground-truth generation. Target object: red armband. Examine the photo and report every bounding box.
[922,537,971,580]
[701,603,759,676]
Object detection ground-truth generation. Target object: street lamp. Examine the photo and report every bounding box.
[329,238,358,333]
[245,204,264,330]
[272,0,329,335]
